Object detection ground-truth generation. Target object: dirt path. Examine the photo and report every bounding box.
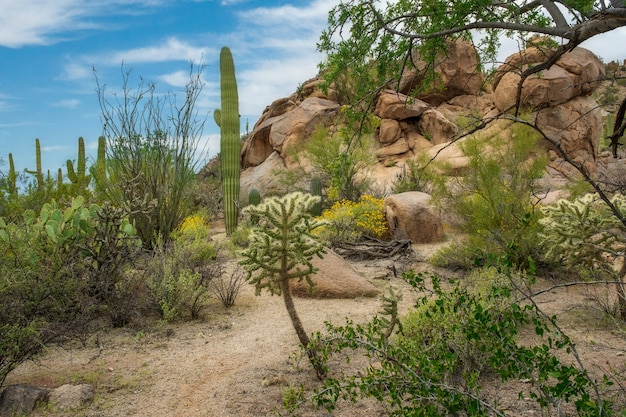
[6,257,626,417]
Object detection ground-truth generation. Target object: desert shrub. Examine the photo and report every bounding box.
[192,155,223,219]
[286,269,615,416]
[171,214,216,267]
[316,195,389,246]
[392,156,441,194]
[204,262,247,308]
[431,122,547,270]
[0,197,139,387]
[95,66,205,249]
[287,124,374,203]
[148,216,217,321]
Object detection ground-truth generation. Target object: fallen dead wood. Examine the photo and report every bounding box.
[332,236,413,260]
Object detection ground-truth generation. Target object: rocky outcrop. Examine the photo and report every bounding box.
[385,192,444,243]
[493,46,605,110]
[238,42,606,200]
[400,39,485,105]
[242,97,341,168]
[537,95,603,174]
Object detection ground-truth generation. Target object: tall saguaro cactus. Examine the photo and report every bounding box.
[66,137,91,193]
[215,46,241,235]
[25,138,44,192]
[92,136,107,200]
[7,153,17,197]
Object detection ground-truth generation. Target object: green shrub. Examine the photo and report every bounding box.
[432,122,547,269]
[287,269,615,416]
[287,124,374,202]
[148,216,217,321]
[0,197,139,387]
[149,261,206,322]
[392,156,440,194]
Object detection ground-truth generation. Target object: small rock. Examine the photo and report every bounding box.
[48,384,95,411]
[0,384,50,417]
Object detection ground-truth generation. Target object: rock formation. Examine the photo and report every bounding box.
[236,41,606,200]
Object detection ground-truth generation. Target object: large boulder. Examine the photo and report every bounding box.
[400,39,485,105]
[241,97,340,168]
[418,109,458,145]
[374,90,430,120]
[290,249,380,299]
[385,192,444,243]
[493,47,605,111]
[536,95,603,175]
[240,151,286,200]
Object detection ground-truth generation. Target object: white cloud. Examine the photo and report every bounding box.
[106,37,212,65]
[60,62,93,81]
[222,0,336,117]
[41,145,69,153]
[0,0,167,48]
[220,0,247,5]
[52,98,81,109]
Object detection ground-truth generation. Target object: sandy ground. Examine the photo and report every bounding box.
[6,253,626,417]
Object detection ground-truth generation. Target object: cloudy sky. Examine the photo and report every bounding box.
[1,0,625,178]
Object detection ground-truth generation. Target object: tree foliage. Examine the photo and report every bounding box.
[320,0,626,109]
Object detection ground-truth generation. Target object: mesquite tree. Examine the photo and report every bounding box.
[239,192,327,379]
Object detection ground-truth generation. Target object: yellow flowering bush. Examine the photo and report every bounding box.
[174,214,209,240]
[317,195,389,245]
[171,214,215,266]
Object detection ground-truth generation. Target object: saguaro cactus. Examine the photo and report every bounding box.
[25,138,44,192]
[7,153,17,197]
[66,137,91,192]
[215,46,241,235]
[310,177,323,216]
[248,188,261,225]
[92,136,107,200]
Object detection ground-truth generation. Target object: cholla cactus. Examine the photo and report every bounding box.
[239,191,326,378]
[540,193,626,319]
[539,193,626,267]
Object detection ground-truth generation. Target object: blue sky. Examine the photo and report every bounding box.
[0,0,337,178]
[1,0,625,180]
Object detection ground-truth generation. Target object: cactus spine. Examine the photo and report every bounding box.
[215,46,241,235]
[310,177,323,216]
[7,153,17,197]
